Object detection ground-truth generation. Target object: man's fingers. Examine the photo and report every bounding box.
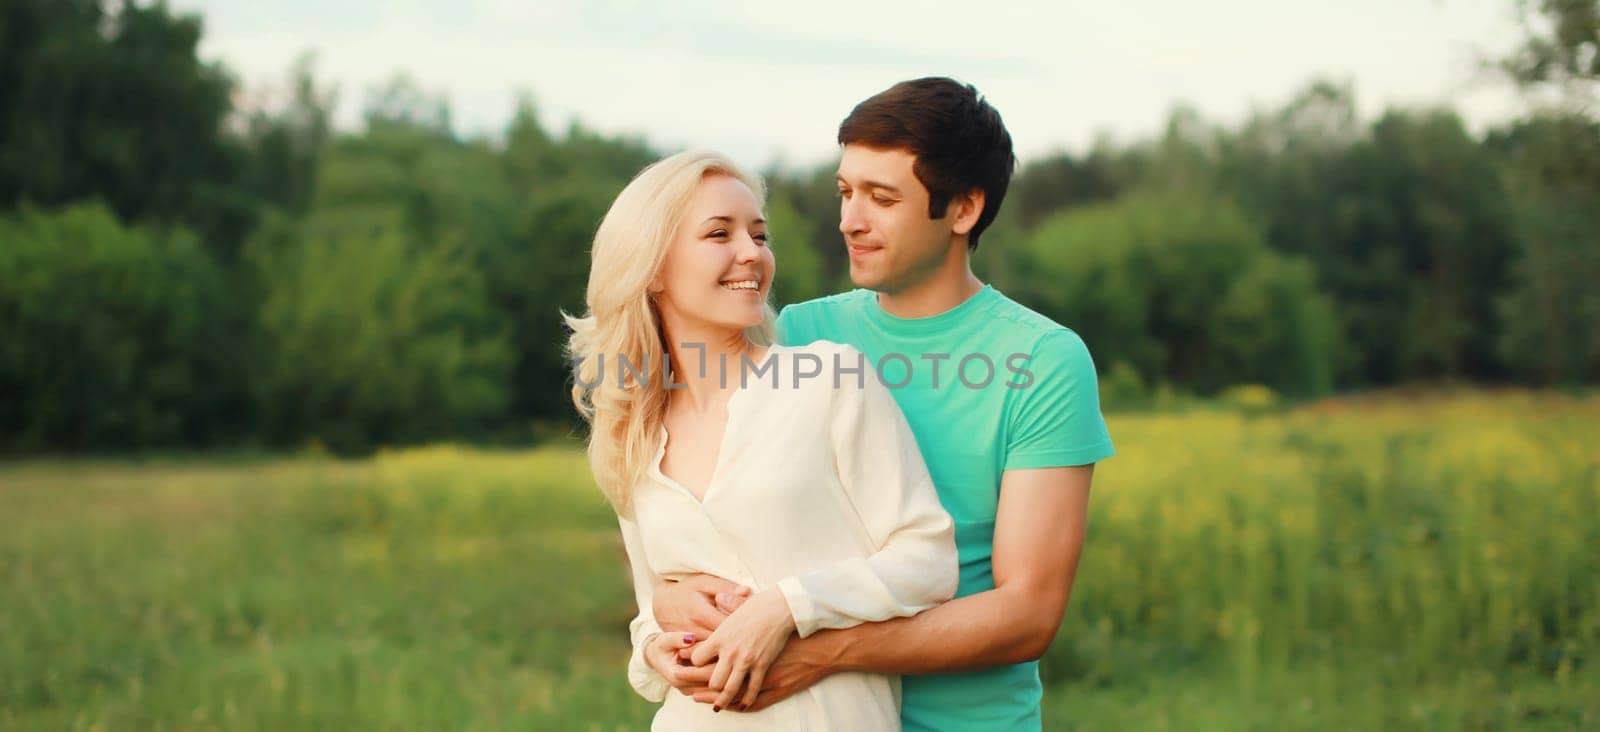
[714,591,749,614]
[692,607,728,630]
[682,574,744,596]
[674,684,714,698]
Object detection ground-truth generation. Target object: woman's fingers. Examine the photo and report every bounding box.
[714,656,748,710]
[651,633,703,683]
[673,663,713,682]
[688,638,718,667]
[675,684,714,698]
[708,654,733,693]
[740,662,766,709]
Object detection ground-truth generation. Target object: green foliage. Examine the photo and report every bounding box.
[0,0,255,256]
[1014,191,1337,397]
[246,211,512,454]
[3,3,1599,453]
[1219,90,1518,384]
[1501,0,1600,103]
[3,395,1596,728]
[765,195,827,306]
[0,203,235,450]
[1491,114,1600,383]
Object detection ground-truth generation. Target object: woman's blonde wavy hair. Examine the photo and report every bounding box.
[564,150,776,516]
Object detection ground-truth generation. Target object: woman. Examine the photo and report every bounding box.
[564,150,957,729]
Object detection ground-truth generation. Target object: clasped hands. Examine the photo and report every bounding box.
[646,575,822,713]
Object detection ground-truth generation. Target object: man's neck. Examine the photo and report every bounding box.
[877,254,986,320]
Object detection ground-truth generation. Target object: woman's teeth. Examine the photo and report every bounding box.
[721,280,759,291]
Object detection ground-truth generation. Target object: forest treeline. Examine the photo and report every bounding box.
[1,0,1595,453]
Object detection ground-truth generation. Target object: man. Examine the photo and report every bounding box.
[651,77,1114,730]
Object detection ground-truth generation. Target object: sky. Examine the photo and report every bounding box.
[169,0,1529,168]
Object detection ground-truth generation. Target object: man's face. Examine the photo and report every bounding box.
[836,144,957,294]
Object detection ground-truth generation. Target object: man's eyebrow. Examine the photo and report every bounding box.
[836,176,903,195]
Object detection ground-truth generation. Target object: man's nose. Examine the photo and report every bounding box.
[839,198,867,235]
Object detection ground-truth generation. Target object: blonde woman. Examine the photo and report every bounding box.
[565,150,957,730]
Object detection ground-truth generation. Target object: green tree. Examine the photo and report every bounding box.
[1013,191,1337,397]
[247,210,512,453]
[1489,114,1600,383]
[0,0,255,256]
[1218,86,1516,383]
[765,195,826,307]
[1501,0,1599,108]
[0,203,234,450]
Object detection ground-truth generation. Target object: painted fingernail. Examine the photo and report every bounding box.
[713,706,722,713]
[683,633,696,644]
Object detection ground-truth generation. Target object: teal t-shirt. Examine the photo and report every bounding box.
[776,284,1115,731]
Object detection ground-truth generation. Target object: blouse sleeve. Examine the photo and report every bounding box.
[618,513,670,702]
[776,345,960,638]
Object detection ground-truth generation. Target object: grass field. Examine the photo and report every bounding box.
[3,391,1597,730]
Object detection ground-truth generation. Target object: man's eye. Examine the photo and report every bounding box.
[837,189,850,199]
[873,197,895,206]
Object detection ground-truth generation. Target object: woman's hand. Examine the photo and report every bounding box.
[645,631,700,681]
[687,588,797,711]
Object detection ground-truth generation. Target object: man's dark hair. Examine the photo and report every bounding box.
[838,77,1017,251]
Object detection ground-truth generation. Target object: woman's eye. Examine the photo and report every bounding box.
[709,229,728,239]
[754,233,769,244]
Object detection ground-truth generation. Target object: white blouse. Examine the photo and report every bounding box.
[618,341,959,730]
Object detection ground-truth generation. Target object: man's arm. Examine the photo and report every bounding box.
[652,576,750,638]
[686,464,1095,709]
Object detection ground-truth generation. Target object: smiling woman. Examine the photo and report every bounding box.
[562,150,959,729]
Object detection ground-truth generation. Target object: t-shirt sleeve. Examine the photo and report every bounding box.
[774,304,808,347]
[1005,328,1115,470]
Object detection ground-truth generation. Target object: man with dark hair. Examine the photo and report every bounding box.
[652,77,1114,730]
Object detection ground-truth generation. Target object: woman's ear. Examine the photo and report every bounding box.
[950,190,986,237]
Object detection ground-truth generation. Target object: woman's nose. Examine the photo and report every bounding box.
[735,233,762,262]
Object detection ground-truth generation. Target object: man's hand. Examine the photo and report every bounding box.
[652,575,750,636]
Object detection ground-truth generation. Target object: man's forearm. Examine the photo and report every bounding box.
[809,584,1058,676]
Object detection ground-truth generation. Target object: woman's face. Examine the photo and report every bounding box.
[654,173,774,333]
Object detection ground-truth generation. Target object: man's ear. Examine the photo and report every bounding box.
[950,189,986,236]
